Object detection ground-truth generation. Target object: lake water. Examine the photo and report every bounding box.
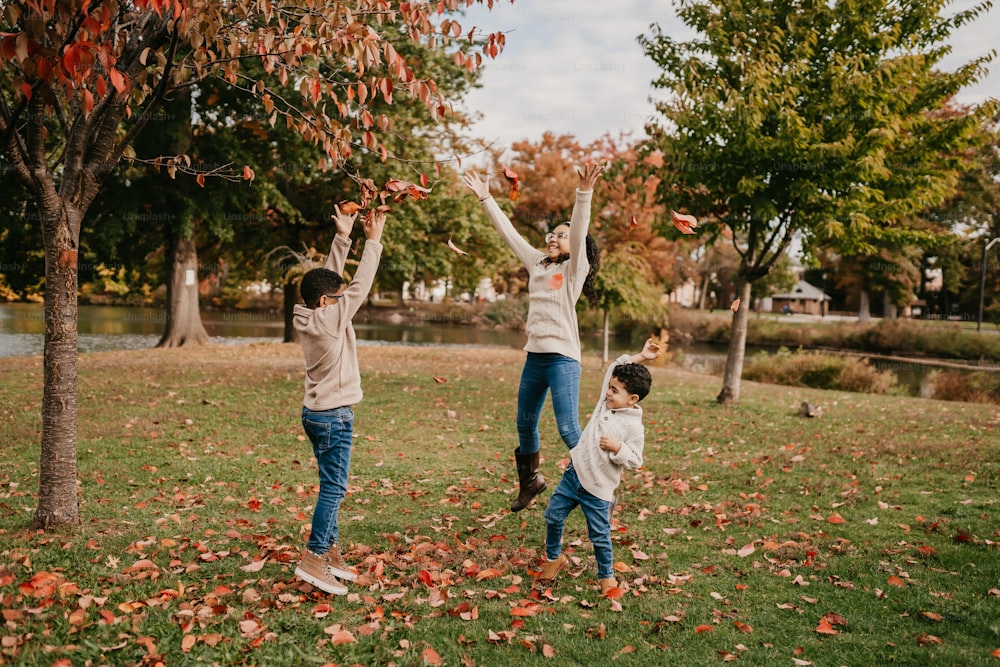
[1,304,991,397]
[0,303,636,358]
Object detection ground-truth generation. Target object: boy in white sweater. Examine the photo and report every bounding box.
[535,340,660,595]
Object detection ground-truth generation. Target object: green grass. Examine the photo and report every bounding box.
[1,343,999,666]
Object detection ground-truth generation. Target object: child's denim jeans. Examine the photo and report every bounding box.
[543,464,614,579]
[301,405,354,554]
[516,352,582,454]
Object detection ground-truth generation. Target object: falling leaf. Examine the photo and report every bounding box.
[447,238,469,256]
[628,212,639,231]
[730,298,740,313]
[547,274,564,291]
[671,210,698,235]
[501,165,519,200]
[338,201,362,215]
[432,376,447,384]
[242,165,255,182]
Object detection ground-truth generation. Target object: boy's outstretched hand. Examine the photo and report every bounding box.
[332,204,358,237]
[576,162,605,192]
[462,169,491,201]
[364,210,386,243]
[639,340,662,361]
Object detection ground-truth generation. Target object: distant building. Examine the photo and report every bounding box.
[769,280,831,315]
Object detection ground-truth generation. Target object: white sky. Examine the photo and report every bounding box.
[460,0,999,155]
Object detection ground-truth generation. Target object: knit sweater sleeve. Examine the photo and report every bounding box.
[325,233,352,274]
[609,427,644,470]
[480,196,541,267]
[566,189,594,298]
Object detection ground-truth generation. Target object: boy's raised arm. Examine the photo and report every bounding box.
[325,204,358,274]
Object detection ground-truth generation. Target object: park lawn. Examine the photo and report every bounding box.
[1,343,998,667]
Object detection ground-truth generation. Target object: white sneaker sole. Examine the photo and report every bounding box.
[294,567,348,595]
[327,565,357,582]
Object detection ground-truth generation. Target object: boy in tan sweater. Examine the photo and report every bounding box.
[292,207,384,595]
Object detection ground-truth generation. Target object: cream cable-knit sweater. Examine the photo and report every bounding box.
[569,354,645,502]
[479,189,594,363]
[293,233,383,411]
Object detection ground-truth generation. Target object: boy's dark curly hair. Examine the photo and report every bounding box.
[544,224,601,307]
[612,363,652,402]
[300,268,344,309]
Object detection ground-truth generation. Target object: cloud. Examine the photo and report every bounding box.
[460,0,998,152]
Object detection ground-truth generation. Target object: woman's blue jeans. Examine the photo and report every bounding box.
[301,406,354,554]
[543,464,614,580]
[516,352,582,454]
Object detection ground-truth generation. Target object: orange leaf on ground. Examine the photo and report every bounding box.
[990,648,1000,658]
[815,618,839,635]
[827,513,846,524]
[888,575,906,588]
[421,647,443,665]
[603,586,625,600]
[916,633,943,646]
[694,624,714,634]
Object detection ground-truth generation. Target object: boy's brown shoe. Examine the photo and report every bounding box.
[323,545,357,582]
[599,577,619,596]
[294,549,348,595]
[536,554,569,583]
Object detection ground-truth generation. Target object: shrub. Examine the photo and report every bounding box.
[927,370,1000,404]
[480,298,527,329]
[742,347,899,394]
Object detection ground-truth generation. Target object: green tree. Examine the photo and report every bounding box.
[640,0,996,403]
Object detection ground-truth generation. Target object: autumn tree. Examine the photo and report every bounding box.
[0,0,512,529]
[640,0,996,403]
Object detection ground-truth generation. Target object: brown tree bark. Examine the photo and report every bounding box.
[157,233,210,347]
[716,279,753,405]
[35,203,83,528]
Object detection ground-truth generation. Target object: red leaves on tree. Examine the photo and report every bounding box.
[383,179,430,203]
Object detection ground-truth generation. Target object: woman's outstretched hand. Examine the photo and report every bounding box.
[576,162,605,192]
[462,170,492,201]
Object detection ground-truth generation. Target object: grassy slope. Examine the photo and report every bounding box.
[1,343,999,666]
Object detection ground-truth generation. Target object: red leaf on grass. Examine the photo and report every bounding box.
[888,576,906,588]
[694,624,714,634]
[815,618,839,635]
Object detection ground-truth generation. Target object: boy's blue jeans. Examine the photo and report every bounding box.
[543,464,614,580]
[516,352,582,454]
[301,406,354,555]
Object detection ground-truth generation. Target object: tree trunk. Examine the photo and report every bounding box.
[35,203,82,529]
[602,309,610,364]
[157,233,210,347]
[283,281,299,343]
[883,292,898,320]
[697,274,709,310]
[858,290,871,321]
[716,279,753,405]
